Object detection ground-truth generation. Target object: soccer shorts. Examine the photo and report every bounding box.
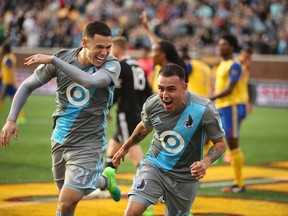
[1,84,16,97]
[128,160,199,215]
[218,104,247,139]
[51,141,104,195]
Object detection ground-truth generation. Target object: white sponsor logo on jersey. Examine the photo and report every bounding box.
[159,131,185,153]
[66,83,90,106]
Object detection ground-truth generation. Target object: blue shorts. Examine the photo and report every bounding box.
[218,104,246,138]
[0,84,16,97]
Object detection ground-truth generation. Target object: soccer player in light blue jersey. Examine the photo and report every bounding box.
[113,63,227,216]
[0,20,121,216]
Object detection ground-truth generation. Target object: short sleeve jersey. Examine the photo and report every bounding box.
[215,59,243,108]
[34,48,120,147]
[141,92,225,182]
[115,57,152,113]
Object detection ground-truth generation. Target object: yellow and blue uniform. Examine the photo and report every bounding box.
[215,59,246,188]
[1,52,17,96]
[215,59,246,138]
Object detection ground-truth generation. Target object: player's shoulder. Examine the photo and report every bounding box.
[142,94,162,117]
[187,91,211,106]
[144,94,160,109]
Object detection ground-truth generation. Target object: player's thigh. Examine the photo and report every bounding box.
[58,186,84,211]
[61,143,104,195]
[129,161,164,205]
[51,141,66,190]
[126,196,151,215]
[164,181,200,215]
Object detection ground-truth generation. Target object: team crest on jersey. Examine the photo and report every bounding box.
[185,115,193,128]
[106,62,117,72]
[134,179,146,191]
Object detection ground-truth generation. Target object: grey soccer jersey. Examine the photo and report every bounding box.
[34,48,120,147]
[142,92,225,182]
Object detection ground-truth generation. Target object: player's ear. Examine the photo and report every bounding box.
[183,82,188,91]
[82,37,88,48]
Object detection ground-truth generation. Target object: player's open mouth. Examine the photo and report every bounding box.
[95,56,105,64]
[163,100,172,108]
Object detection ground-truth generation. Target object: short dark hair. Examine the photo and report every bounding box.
[221,34,239,51]
[158,63,186,82]
[84,20,111,38]
[112,36,128,50]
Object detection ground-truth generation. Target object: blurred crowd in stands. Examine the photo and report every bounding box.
[1,0,288,55]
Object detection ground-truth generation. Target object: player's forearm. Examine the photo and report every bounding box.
[51,56,111,88]
[204,137,227,164]
[123,122,152,151]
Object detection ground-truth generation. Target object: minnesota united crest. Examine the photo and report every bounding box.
[186,115,193,128]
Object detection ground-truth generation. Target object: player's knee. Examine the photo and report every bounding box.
[58,200,77,214]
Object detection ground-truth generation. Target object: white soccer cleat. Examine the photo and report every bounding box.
[85,188,110,199]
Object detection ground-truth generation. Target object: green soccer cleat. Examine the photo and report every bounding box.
[102,167,121,202]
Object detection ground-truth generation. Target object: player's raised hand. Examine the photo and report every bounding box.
[24,54,53,66]
[0,121,18,147]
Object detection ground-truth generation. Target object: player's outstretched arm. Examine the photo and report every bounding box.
[24,54,120,89]
[112,121,153,167]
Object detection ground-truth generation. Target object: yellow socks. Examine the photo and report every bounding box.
[231,147,244,187]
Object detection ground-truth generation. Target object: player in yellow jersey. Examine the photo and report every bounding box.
[210,34,246,193]
[222,45,253,163]
[0,42,25,124]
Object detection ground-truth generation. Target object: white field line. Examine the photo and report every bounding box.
[200,178,280,188]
